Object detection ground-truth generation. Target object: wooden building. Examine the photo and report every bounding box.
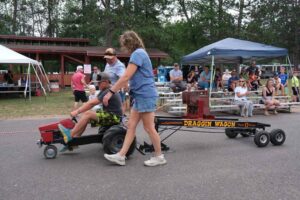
[0,35,168,87]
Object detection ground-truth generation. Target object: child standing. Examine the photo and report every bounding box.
[291,72,299,102]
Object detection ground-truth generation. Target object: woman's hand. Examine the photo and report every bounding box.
[103,92,113,106]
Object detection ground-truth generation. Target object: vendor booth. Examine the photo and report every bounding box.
[0,45,50,100]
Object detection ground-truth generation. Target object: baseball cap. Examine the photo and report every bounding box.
[104,48,116,59]
[274,72,279,77]
[76,65,83,71]
[97,72,111,83]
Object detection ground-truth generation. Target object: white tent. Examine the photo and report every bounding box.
[0,45,50,99]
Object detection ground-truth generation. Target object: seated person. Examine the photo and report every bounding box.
[4,69,14,84]
[278,66,288,96]
[247,60,262,86]
[234,78,253,117]
[273,72,284,95]
[186,70,198,91]
[198,65,211,89]
[214,68,223,90]
[88,85,101,111]
[248,71,259,91]
[262,79,280,116]
[291,71,299,102]
[58,72,122,151]
[227,70,239,92]
[169,63,186,92]
[222,69,231,89]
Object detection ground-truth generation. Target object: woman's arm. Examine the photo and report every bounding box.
[102,63,137,106]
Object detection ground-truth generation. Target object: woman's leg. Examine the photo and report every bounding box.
[118,109,141,157]
[247,101,253,117]
[141,111,162,156]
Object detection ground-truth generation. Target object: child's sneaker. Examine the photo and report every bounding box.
[274,109,278,115]
[104,153,126,166]
[58,124,72,143]
[264,111,270,116]
[60,145,79,153]
[144,154,167,167]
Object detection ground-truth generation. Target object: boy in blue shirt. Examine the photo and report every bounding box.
[278,66,288,96]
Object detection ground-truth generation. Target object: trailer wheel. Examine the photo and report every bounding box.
[44,145,57,159]
[225,128,238,138]
[98,127,110,143]
[270,129,286,146]
[103,125,136,157]
[254,131,270,147]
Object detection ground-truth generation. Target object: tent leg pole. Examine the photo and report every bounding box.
[209,56,215,108]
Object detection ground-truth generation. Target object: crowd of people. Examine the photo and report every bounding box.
[165,61,299,117]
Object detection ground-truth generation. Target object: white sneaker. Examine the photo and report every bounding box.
[144,154,167,167]
[104,153,126,166]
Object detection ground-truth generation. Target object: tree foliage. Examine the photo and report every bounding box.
[0,0,299,65]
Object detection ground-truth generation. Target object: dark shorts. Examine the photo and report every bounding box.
[74,90,88,103]
[292,87,299,95]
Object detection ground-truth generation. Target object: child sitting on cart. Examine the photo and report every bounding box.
[58,72,123,152]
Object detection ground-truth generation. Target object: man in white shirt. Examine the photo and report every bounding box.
[169,63,186,92]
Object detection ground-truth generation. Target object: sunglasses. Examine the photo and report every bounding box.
[239,81,245,82]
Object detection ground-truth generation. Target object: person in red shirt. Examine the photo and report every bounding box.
[71,65,88,109]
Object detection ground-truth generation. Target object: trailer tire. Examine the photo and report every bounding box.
[254,131,270,147]
[98,126,110,143]
[44,145,57,159]
[225,128,238,138]
[270,129,286,146]
[103,125,136,157]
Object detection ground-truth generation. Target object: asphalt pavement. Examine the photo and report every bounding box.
[0,111,300,200]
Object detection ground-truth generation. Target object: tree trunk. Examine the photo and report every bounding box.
[12,0,18,33]
[217,0,223,39]
[237,0,244,37]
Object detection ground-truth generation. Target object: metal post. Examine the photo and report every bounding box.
[209,56,215,108]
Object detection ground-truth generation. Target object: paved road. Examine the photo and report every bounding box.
[0,112,300,200]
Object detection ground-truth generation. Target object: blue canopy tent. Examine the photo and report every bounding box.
[181,38,291,109]
[181,38,289,65]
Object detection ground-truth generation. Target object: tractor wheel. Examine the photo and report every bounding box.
[225,128,238,138]
[270,129,286,146]
[44,145,57,159]
[98,127,110,143]
[103,125,136,157]
[254,131,270,147]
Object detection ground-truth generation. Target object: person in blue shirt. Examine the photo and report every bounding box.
[228,70,239,92]
[102,30,167,167]
[198,65,211,89]
[278,66,288,96]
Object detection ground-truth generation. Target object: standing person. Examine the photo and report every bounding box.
[291,71,300,102]
[169,63,186,92]
[71,65,88,110]
[234,78,253,117]
[103,48,127,114]
[103,30,167,167]
[262,79,280,115]
[90,66,100,89]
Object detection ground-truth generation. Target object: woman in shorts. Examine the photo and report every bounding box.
[102,31,167,167]
[262,78,280,115]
